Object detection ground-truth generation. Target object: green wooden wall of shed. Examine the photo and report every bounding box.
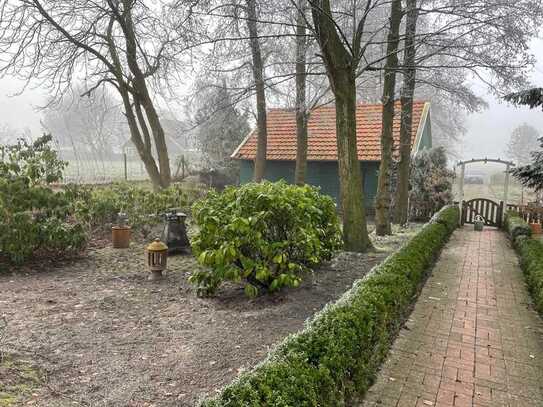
[239,160,380,208]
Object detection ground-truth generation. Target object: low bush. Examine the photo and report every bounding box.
[200,205,459,406]
[70,182,191,233]
[504,210,532,241]
[0,135,86,265]
[190,181,342,297]
[504,212,543,314]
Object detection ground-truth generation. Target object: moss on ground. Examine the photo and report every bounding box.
[0,354,42,406]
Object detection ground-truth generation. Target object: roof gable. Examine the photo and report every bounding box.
[232,101,429,161]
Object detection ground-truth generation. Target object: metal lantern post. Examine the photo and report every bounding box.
[146,238,168,281]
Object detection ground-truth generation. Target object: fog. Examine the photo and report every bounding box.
[460,38,543,161]
[1,39,543,163]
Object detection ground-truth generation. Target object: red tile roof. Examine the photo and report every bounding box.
[232,101,429,161]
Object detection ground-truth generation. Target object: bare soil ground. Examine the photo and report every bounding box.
[0,225,420,407]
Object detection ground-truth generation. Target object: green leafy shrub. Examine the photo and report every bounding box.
[504,210,532,241]
[70,182,190,232]
[0,135,86,265]
[200,205,459,406]
[190,181,342,296]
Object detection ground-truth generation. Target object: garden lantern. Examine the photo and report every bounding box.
[161,208,190,254]
[146,238,168,280]
[112,212,131,249]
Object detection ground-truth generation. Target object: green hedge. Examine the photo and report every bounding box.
[515,237,543,314]
[504,212,543,314]
[200,205,460,407]
[504,210,532,241]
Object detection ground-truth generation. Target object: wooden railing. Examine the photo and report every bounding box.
[506,204,543,224]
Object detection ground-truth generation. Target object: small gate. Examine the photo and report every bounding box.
[462,199,503,227]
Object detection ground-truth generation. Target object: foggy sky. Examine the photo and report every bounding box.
[1,39,543,162]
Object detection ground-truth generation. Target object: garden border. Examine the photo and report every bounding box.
[199,205,460,406]
[504,211,543,315]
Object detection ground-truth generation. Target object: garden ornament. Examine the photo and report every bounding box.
[112,212,131,248]
[146,238,168,281]
[474,215,484,232]
[161,208,190,254]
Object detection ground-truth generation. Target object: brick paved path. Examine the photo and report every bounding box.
[361,226,543,407]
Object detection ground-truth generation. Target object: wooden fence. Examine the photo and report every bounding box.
[506,204,543,224]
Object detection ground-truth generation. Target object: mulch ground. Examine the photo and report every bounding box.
[1,225,419,407]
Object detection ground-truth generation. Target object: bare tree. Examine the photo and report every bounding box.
[246,0,269,182]
[394,0,419,225]
[294,0,308,185]
[375,0,402,236]
[42,85,126,174]
[0,0,201,190]
[506,124,540,166]
[310,0,389,252]
[390,0,543,223]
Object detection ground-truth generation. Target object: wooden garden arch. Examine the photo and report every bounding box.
[456,158,516,225]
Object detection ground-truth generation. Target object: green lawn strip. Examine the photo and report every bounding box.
[200,205,460,407]
[0,354,42,406]
[504,211,543,314]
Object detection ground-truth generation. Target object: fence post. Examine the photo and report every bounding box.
[123,153,128,181]
[498,201,504,228]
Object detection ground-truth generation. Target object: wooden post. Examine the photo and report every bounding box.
[123,152,128,181]
[502,201,507,228]
[458,163,465,224]
[503,164,510,221]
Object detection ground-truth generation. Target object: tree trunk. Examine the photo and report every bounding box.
[118,86,165,191]
[394,0,419,225]
[375,0,403,236]
[121,1,171,189]
[311,0,371,252]
[294,0,308,185]
[246,0,267,182]
[334,73,371,251]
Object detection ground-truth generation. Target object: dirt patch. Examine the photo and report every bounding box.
[0,225,420,406]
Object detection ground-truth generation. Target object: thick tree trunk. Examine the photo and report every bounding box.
[335,75,371,251]
[375,0,403,236]
[310,0,371,252]
[246,0,267,182]
[122,2,171,189]
[294,0,308,185]
[394,0,419,225]
[118,87,164,191]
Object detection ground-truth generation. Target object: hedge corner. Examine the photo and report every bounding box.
[199,205,460,407]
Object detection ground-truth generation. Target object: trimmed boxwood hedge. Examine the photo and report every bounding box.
[200,205,460,407]
[504,210,532,241]
[504,212,543,314]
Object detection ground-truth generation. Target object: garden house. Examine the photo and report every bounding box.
[231,101,432,210]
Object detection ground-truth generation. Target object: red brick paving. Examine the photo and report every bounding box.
[361,226,543,407]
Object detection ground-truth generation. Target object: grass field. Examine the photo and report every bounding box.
[61,159,149,184]
[456,183,538,205]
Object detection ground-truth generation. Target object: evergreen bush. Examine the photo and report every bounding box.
[0,135,86,265]
[190,181,342,297]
